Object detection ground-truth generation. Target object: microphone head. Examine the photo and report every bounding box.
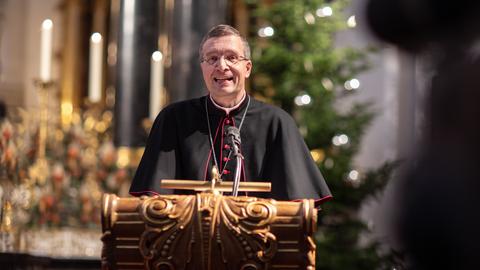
[226,126,241,144]
[226,126,239,135]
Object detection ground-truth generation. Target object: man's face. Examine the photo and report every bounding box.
[200,35,252,101]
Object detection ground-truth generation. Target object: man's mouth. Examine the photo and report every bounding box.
[214,76,234,83]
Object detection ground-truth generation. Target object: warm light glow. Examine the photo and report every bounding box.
[84,117,95,131]
[310,149,325,163]
[95,122,107,133]
[61,102,73,114]
[71,113,81,125]
[117,149,130,168]
[61,102,74,127]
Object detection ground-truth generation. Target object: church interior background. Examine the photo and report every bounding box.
[0,0,423,269]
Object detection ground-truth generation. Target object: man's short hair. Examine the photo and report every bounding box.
[198,24,251,61]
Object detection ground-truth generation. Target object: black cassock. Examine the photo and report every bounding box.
[129,95,332,206]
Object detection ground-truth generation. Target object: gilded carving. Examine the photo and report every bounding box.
[139,195,195,269]
[218,197,278,265]
[102,193,317,270]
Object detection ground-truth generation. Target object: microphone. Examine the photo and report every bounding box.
[225,126,242,196]
[226,126,242,158]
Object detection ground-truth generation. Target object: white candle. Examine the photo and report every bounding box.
[40,19,53,82]
[150,51,164,120]
[88,32,103,103]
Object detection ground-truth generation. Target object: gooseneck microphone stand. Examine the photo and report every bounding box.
[226,126,243,196]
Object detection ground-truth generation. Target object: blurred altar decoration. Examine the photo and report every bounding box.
[0,102,134,257]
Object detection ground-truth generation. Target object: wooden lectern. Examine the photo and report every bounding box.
[101,177,318,270]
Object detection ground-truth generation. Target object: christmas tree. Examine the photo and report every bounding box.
[245,0,398,269]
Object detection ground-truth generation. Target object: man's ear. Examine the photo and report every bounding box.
[245,60,253,78]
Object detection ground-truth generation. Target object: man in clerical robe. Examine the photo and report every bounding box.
[129,24,331,206]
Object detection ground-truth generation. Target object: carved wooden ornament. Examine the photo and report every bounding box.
[102,193,317,270]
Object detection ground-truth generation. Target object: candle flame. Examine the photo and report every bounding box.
[152,51,163,62]
[42,19,53,30]
[91,32,102,43]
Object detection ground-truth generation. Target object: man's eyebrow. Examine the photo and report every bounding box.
[204,49,240,56]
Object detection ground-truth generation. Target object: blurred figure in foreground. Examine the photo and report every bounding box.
[366,0,480,269]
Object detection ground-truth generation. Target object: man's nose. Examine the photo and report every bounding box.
[216,56,229,70]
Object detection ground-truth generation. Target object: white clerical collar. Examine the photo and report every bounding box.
[209,93,246,115]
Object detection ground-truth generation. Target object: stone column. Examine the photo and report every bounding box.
[114,0,158,147]
[168,0,228,102]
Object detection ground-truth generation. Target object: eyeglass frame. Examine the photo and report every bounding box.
[200,54,250,66]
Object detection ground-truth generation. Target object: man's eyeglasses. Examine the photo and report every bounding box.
[201,55,249,66]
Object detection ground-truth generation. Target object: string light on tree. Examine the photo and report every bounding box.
[310,149,326,163]
[332,134,349,146]
[249,1,398,269]
[346,169,361,187]
[321,78,334,91]
[304,12,316,24]
[294,93,312,106]
[258,26,274,38]
[348,169,359,181]
[324,158,334,169]
[344,78,360,90]
[304,59,314,72]
[347,15,357,28]
[316,6,333,17]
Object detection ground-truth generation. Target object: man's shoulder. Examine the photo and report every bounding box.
[161,96,205,114]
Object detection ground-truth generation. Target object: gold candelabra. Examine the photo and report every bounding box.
[28,79,55,186]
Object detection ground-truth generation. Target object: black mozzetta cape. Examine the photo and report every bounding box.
[129,95,332,205]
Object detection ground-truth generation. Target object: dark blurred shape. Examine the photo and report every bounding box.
[114,0,159,147]
[0,100,6,120]
[366,0,480,52]
[366,0,480,269]
[400,55,480,270]
[169,0,228,102]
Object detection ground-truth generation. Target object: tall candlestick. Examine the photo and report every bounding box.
[150,51,164,120]
[40,19,53,82]
[88,32,103,103]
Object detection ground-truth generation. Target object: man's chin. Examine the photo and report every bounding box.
[213,81,234,90]
[210,87,237,96]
